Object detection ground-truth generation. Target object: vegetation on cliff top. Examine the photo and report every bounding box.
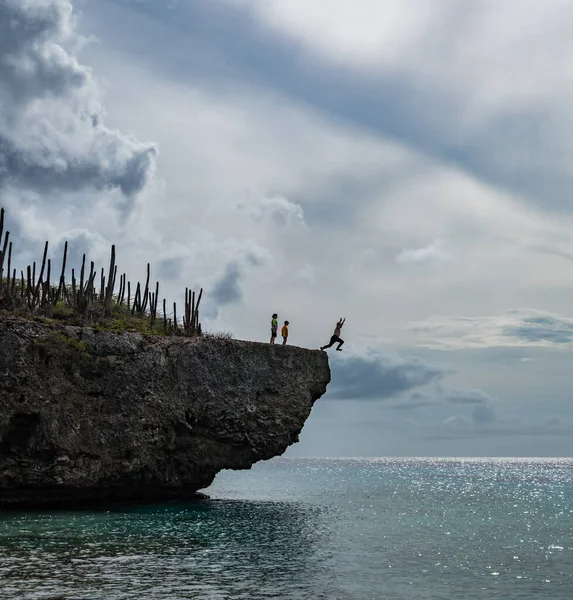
[0,208,203,336]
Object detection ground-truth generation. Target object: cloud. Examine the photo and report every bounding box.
[211,262,242,306]
[209,243,270,308]
[472,403,496,426]
[388,396,442,411]
[432,411,573,441]
[227,0,446,68]
[440,402,498,436]
[293,264,315,285]
[0,0,157,199]
[503,314,573,345]
[396,240,451,264]
[443,414,471,432]
[327,347,444,400]
[386,386,493,413]
[236,195,306,229]
[412,309,573,350]
[213,0,573,214]
[156,256,185,282]
[444,387,493,405]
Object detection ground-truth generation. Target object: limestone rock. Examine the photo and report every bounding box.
[0,317,330,507]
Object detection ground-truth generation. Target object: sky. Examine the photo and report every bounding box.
[2,0,573,457]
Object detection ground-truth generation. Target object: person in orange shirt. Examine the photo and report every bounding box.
[281,321,289,345]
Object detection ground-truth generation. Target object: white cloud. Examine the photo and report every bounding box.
[396,240,451,264]
[293,264,316,285]
[228,0,447,68]
[228,0,573,112]
[412,309,573,350]
[0,0,157,199]
[235,194,306,229]
[225,0,573,207]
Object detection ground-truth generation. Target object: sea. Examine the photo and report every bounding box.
[1,457,572,600]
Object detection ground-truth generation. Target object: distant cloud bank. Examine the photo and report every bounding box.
[412,309,573,350]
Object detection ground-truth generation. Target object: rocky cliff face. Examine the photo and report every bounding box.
[0,317,330,507]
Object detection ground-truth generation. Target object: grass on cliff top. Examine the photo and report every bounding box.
[2,303,234,339]
[22,301,166,335]
[202,330,234,340]
[3,301,172,337]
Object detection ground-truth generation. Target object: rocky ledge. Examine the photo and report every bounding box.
[0,317,330,508]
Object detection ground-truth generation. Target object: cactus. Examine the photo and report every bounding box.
[0,207,203,336]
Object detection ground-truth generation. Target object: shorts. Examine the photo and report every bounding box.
[271,328,277,337]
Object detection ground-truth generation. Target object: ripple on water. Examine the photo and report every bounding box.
[0,458,572,600]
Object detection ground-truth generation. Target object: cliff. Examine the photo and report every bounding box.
[0,316,330,507]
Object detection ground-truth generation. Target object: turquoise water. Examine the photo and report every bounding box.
[1,458,572,599]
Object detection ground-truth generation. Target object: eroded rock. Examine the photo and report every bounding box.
[0,317,330,507]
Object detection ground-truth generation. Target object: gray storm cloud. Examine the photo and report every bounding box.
[210,246,269,308]
[211,262,242,306]
[0,0,157,197]
[328,350,444,401]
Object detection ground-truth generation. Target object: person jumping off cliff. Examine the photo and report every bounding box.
[321,318,345,351]
[270,313,278,344]
[281,321,289,345]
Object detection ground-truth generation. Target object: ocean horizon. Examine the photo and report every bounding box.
[2,456,572,599]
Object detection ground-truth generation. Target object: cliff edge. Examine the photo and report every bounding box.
[0,317,330,507]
